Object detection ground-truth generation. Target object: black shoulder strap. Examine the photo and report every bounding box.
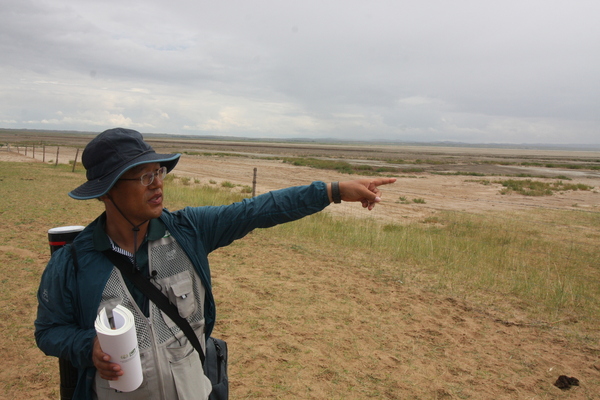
[101,250,206,364]
[70,244,85,325]
[70,244,79,274]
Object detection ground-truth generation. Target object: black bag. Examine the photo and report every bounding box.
[103,250,229,399]
[204,337,229,400]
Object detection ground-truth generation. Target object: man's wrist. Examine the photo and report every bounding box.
[331,182,342,204]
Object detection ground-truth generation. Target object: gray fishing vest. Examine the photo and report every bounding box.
[93,231,212,400]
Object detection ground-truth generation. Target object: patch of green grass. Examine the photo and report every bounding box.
[282,157,398,176]
[497,179,594,196]
[434,172,487,177]
[384,158,405,164]
[517,161,600,171]
[399,167,425,173]
[166,181,247,207]
[542,163,600,171]
[396,196,410,204]
[183,151,247,158]
[163,173,176,183]
[282,157,357,174]
[221,181,236,188]
[466,179,492,185]
[414,159,452,165]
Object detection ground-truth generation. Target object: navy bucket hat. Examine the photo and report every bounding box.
[69,128,181,200]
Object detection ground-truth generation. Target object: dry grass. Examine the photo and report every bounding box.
[2,160,600,399]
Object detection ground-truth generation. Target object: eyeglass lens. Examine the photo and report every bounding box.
[141,166,167,186]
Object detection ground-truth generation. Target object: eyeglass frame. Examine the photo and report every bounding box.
[119,166,168,186]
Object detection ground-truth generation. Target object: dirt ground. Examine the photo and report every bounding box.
[2,137,600,399]
[172,153,600,223]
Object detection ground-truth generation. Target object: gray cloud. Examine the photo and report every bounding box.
[1,0,599,144]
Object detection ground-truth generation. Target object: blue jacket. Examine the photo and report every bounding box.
[35,182,330,399]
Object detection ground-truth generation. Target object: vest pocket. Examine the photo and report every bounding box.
[169,348,212,399]
[159,271,197,319]
[94,371,150,399]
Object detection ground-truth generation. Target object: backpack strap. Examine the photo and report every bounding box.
[70,244,79,274]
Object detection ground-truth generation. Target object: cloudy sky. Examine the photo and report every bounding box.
[1,0,599,144]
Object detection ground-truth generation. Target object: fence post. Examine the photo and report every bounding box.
[55,147,60,166]
[33,145,35,160]
[252,168,257,198]
[43,145,46,163]
[72,148,79,172]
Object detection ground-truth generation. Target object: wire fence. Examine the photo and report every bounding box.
[1,143,81,170]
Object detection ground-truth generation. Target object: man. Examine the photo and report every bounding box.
[35,128,396,399]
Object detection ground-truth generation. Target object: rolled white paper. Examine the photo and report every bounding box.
[95,305,143,392]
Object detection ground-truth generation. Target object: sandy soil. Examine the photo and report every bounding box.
[171,154,600,224]
[2,139,600,399]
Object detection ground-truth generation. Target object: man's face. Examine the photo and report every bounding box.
[107,162,165,224]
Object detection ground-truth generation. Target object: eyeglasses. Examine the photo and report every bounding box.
[119,166,168,186]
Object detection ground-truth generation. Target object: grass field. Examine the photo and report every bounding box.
[1,155,600,399]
